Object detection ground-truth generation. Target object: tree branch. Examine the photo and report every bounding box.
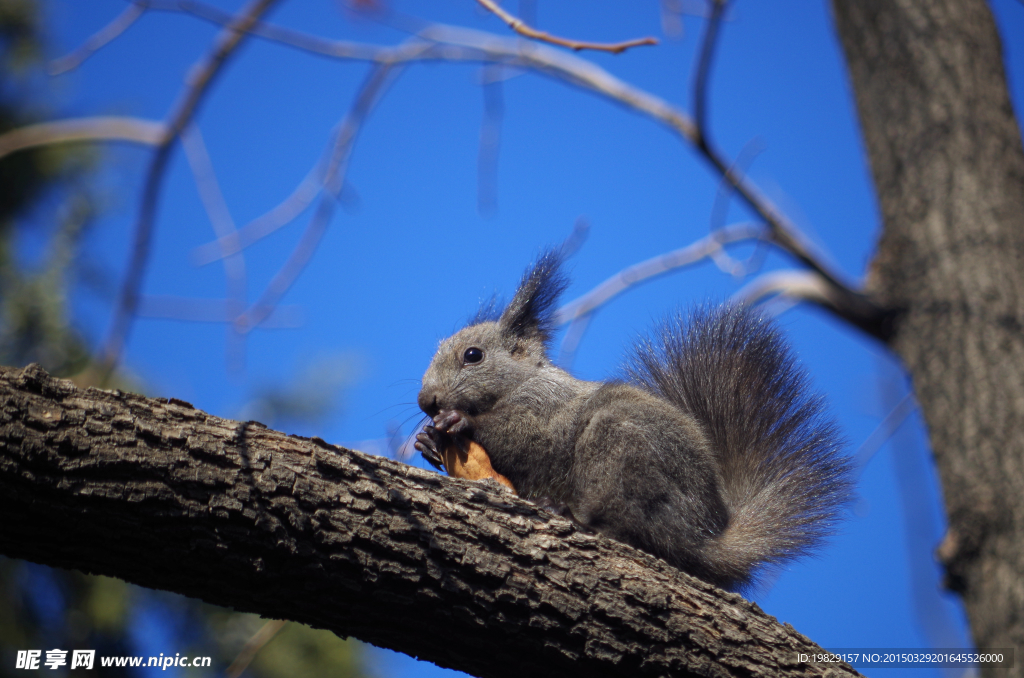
[94,0,281,385]
[49,1,148,75]
[0,117,165,161]
[851,392,918,472]
[692,0,727,142]
[554,222,767,326]
[180,123,249,369]
[236,63,398,333]
[473,0,658,54]
[0,363,857,678]
[685,3,889,337]
[138,3,882,337]
[41,2,887,358]
[732,269,891,339]
[135,296,302,327]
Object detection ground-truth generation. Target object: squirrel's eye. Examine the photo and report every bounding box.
[463,347,484,365]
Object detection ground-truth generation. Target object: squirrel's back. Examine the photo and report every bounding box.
[624,305,852,587]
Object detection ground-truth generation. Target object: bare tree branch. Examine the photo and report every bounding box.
[126,6,863,324]
[0,363,860,678]
[224,620,287,678]
[180,123,248,370]
[732,269,841,306]
[95,0,281,385]
[474,0,658,54]
[553,223,766,366]
[554,222,767,326]
[0,116,165,161]
[477,64,505,216]
[190,155,323,266]
[51,1,887,372]
[731,270,888,337]
[692,0,727,141]
[708,137,767,276]
[136,296,302,327]
[49,1,147,75]
[237,63,398,332]
[852,392,918,472]
[684,2,888,335]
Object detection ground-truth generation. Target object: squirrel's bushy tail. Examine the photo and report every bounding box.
[625,305,852,586]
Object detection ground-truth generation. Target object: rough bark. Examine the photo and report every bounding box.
[831,0,1024,673]
[0,364,857,678]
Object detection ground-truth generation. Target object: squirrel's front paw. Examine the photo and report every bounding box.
[433,409,472,436]
[414,426,447,471]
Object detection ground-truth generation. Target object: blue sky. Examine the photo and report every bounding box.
[26,0,1024,675]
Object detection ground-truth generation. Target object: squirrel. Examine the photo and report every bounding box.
[414,250,852,590]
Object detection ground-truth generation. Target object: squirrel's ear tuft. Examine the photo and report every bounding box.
[468,294,503,326]
[499,249,568,345]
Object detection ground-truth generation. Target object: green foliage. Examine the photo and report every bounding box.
[252,623,365,678]
[0,0,41,71]
[0,191,94,376]
[0,0,96,379]
[0,560,367,678]
[205,612,367,678]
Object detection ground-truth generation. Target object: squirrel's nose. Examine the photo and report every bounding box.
[417,388,439,417]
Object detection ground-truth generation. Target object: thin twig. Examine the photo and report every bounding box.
[95,0,281,385]
[555,223,767,366]
[660,0,685,39]
[49,2,147,75]
[732,269,836,306]
[180,124,246,312]
[561,217,590,259]
[137,296,302,327]
[708,136,767,276]
[477,63,504,215]
[238,197,336,332]
[0,117,165,161]
[180,123,249,370]
[140,0,394,60]
[710,136,764,234]
[474,0,658,54]
[694,1,768,279]
[224,619,287,678]
[556,311,593,371]
[554,222,767,325]
[190,157,323,266]
[692,0,727,145]
[853,392,919,472]
[237,63,398,332]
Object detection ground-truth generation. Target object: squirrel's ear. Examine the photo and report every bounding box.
[499,249,568,346]
[468,293,502,326]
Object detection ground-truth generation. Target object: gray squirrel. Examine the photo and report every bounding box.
[415,250,852,590]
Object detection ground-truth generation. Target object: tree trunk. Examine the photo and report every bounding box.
[0,364,857,678]
[831,0,1024,672]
